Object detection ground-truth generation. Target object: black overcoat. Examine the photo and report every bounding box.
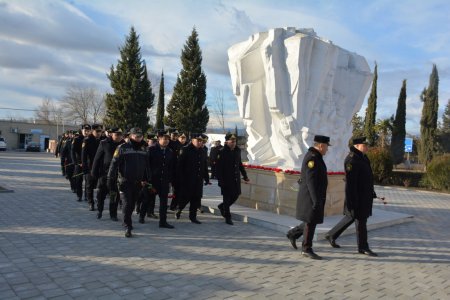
[295,147,328,224]
[343,146,376,219]
[177,143,209,199]
[216,144,248,197]
[148,144,175,195]
[91,137,124,179]
[81,134,101,172]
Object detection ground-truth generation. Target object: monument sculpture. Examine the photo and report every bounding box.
[228,27,373,171]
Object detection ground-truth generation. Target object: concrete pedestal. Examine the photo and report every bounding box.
[238,168,345,217]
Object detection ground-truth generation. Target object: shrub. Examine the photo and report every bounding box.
[421,155,450,191]
[367,147,393,183]
[389,171,424,187]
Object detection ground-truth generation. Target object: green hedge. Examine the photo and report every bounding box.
[367,147,393,184]
[421,155,450,191]
[389,171,424,187]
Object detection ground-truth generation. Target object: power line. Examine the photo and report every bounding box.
[0,107,38,112]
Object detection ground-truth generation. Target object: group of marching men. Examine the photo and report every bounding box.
[55,125,249,237]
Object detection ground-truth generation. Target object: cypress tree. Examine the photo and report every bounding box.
[104,27,154,132]
[419,64,439,166]
[165,27,209,134]
[351,113,365,139]
[364,63,378,146]
[391,80,407,164]
[437,100,450,153]
[155,71,165,130]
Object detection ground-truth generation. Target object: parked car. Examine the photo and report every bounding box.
[0,137,6,151]
[26,142,41,152]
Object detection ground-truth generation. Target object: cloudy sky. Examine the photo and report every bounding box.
[1,0,449,134]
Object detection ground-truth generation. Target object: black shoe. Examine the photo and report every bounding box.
[77,197,82,202]
[159,222,174,229]
[190,218,202,224]
[125,228,132,238]
[325,235,340,248]
[97,211,102,219]
[218,204,225,217]
[84,198,88,202]
[197,208,204,214]
[110,216,118,222]
[89,204,95,211]
[72,189,76,193]
[302,249,322,260]
[225,219,233,225]
[286,234,298,250]
[138,217,145,224]
[147,213,159,219]
[175,210,181,219]
[358,248,378,257]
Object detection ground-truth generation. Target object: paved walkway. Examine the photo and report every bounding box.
[0,152,449,299]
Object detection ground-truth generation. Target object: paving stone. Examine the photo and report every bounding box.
[0,152,449,299]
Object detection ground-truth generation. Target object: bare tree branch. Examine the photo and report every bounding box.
[61,85,105,124]
[34,97,53,124]
[211,89,226,133]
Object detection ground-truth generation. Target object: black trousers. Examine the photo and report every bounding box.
[85,173,97,205]
[139,189,156,217]
[302,223,317,251]
[97,177,119,217]
[60,158,66,176]
[288,222,317,251]
[65,164,75,191]
[210,163,217,179]
[120,182,142,229]
[74,165,83,199]
[140,190,169,224]
[287,222,305,240]
[219,194,239,220]
[169,184,179,210]
[327,215,369,250]
[178,194,201,220]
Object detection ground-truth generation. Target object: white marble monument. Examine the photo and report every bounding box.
[228,27,373,171]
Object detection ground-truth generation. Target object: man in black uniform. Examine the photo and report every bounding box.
[55,131,69,176]
[136,132,158,218]
[324,137,379,257]
[176,133,210,224]
[71,125,90,202]
[91,127,124,221]
[139,130,175,228]
[61,130,76,193]
[216,133,249,225]
[82,124,103,211]
[168,132,187,211]
[286,135,330,260]
[108,127,150,237]
[168,129,180,153]
[209,140,223,179]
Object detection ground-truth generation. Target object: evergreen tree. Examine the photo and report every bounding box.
[436,99,450,153]
[391,80,407,164]
[419,64,439,166]
[364,63,378,146]
[351,113,365,139]
[155,71,165,130]
[165,27,209,134]
[104,27,154,132]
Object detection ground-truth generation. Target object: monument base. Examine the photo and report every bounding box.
[238,168,345,217]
